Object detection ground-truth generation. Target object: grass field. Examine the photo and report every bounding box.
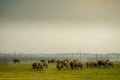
[0,61,120,80]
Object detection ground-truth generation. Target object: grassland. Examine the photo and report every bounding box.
[0,61,120,80]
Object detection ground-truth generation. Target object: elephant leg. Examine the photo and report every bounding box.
[74,67,76,70]
[72,66,74,70]
[77,65,79,70]
[86,65,88,68]
[90,65,92,67]
[80,65,82,69]
[37,66,39,70]
[45,65,48,69]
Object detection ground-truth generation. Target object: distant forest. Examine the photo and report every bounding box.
[0,53,120,62]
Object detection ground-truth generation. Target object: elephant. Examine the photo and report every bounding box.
[98,60,106,67]
[40,60,45,62]
[70,61,74,70]
[32,62,37,69]
[13,59,20,63]
[105,60,114,68]
[62,59,69,68]
[36,62,43,70]
[48,59,56,63]
[56,59,69,69]
[56,62,64,70]
[56,60,64,70]
[32,61,48,70]
[86,62,98,68]
[42,62,48,69]
[70,60,83,70]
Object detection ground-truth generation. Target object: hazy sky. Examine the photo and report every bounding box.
[0,0,120,54]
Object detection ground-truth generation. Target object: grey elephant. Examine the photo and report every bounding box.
[70,60,83,70]
[86,62,98,68]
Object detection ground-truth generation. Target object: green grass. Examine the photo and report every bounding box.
[0,61,120,80]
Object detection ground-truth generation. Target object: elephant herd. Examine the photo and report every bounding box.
[32,59,113,71]
[97,60,113,67]
[86,60,113,68]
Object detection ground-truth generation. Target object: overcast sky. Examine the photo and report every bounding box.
[0,0,120,54]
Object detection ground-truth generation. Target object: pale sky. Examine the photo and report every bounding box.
[0,0,120,54]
